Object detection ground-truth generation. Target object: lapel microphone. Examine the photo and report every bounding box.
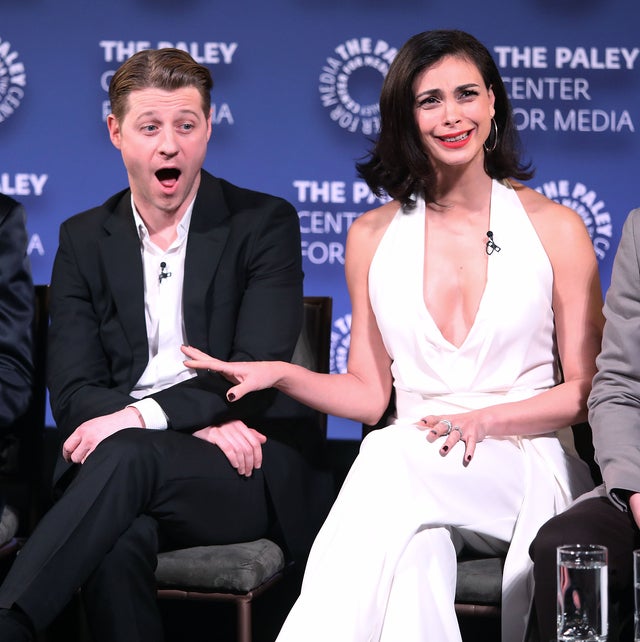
[485,230,501,255]
[159,261,172,283]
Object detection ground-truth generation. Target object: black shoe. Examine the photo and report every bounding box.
[0,607,34,641]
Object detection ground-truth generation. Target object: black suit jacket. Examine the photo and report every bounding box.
[0,194,34,430]
[48,171,332,560]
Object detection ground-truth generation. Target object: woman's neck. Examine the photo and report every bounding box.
[429,169,493,215]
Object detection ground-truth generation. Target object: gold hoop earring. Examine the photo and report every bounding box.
[483,117,498,153]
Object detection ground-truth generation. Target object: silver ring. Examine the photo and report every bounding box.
[437,419,453,436]
[451,426,463,439]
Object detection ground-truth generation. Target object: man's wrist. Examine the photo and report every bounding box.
[124,405,146,428]
[126,398,168,429]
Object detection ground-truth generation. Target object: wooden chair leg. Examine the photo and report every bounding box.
[236,599,252,642]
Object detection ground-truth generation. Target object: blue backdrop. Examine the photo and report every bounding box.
[2,0,639,438]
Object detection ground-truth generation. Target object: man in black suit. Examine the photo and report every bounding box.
[0,48,332,642]
[0,194,34,544]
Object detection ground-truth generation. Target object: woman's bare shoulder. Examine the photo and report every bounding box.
[510,180,587,239]
[352,199,401,231]
[349,199,400,246]
[346,199,401,272]
[510,180,595,272]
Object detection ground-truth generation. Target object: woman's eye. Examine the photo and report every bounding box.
[416,96,438,109]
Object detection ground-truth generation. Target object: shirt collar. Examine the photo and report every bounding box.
[131,195,195,245]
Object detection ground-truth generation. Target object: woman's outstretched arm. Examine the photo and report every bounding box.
[184,202,398,425]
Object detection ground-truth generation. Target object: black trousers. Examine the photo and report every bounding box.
[0,428,275,642]
[530,495,640,642]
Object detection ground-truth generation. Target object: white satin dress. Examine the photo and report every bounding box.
[276,179,593,642]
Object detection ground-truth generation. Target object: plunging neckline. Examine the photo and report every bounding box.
[419,181,497,351]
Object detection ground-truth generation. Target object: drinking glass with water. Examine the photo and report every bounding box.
[557,544,608,641]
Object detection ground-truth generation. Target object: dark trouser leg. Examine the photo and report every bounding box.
[0,429,163,631]
[530,496,640,642]
[0,608,34,641]
[82,514,162,642]
[0,428,271,637]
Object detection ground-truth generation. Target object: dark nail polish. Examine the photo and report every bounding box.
[442,445,449,453]
[227,393,235,401]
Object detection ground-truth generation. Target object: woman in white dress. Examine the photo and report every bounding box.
[183,29,604,642]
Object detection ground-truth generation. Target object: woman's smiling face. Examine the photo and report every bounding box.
[413,55,495,171]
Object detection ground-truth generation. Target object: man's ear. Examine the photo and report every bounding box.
[107,114,122,149]
[206,108,213,142]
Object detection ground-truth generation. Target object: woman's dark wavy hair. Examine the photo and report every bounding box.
[357,29,534,207]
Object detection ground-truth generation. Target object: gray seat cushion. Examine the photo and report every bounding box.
[455,556,504,606]
[155,538,286,593]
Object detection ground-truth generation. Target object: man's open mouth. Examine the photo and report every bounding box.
[156,168,181,186]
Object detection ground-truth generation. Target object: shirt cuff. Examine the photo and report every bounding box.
[127,399,168,430]
[611,488,634,512]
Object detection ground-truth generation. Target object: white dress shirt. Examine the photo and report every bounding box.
[127,196,197,429]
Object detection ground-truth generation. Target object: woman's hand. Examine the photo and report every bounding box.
[417,412,489,466]
[181,345,283,401]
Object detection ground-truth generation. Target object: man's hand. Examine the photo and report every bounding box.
[193,420,267,477]
[62,407,144,464]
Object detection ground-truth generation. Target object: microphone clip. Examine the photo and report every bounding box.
[485,231,501,256]
[159,261,172,283]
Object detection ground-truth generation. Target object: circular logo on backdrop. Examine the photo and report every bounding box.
[535,179,614,262]
[319,37,397,136]
[0,38,26,124]
[330,314,352,374]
